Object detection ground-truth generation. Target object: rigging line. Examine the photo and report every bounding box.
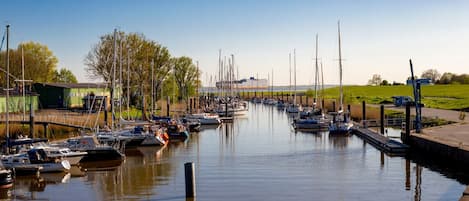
[0,29,5,51]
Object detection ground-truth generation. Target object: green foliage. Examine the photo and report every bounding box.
[0,42,58,84]
[172,56,199,101]
[52,68,78,83]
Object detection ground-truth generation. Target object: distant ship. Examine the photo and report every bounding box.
[216,77,268,89]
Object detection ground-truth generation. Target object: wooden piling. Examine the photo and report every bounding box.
[380,104,385,135]
[185,162,196,198]
[29,102,35,138]
[189,98,193,113]
[104,96,108,126]
[166,96,170,117]
[403,104,411,144]
[332,101,336,112]
[362,101,366,128]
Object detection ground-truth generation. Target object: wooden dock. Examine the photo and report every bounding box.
[352,126,409,155]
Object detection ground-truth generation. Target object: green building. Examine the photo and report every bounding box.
[33,83,110,109]
[0,95,39,113]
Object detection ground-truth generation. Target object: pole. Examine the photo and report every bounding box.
[380,104,385,135]
[184,162,196,198]
[404,103,411,144]
[5,25,10,151]
[362,101,366,128]
[166,96,170,117]
[29,99,35,138]
[332,101,336,112]
[22,45,25,121]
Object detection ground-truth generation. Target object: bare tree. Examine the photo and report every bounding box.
[421,69,441,83]
[367,74,382,86]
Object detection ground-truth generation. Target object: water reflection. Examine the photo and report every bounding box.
[10,172,72,200]
[5,103,469,200]
[87,145,171,200]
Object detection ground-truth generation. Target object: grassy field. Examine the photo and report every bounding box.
[331,85,469,110]
[240,84,469,110]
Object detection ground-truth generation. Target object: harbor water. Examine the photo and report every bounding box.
[3,103,468,200]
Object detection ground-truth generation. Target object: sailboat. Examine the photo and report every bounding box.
[286,50,301,113]
[329,21,353,135]
[293,34,328,130]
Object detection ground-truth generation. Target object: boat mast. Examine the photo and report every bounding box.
[111,28,117,131]
[337,21,343,112]
[119,38,123,119]
[314,34,319,107]
[293,48,297,106]
[21,44,25,121]
[320,61,324,110]
[5,25,10,150]
[271,68,274,99]
[151,59,154,115]
[127,48,131,120]
[196,61,199,113]
[289,53,292,102]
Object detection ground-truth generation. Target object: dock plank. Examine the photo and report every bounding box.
[352,127,409,155]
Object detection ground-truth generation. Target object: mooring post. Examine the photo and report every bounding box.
[332,101,336,112]
[104,96,108,127]
[362,101,366,128]
[380,104,385,135]
[403,104,411,144]
[306,96,309,108]
[43,123,48,139]
[185,162,196,198]
[347,104,351,122]
[189,98,193,114]
[322,99,325,111]
[166,96,170,117]
[29,102,35,138]
[225,101,228,117]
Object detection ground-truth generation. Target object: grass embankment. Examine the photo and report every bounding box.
[241,85,469,111]
[336,85,469,110]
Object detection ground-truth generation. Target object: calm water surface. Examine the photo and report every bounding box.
[4,103,468,201]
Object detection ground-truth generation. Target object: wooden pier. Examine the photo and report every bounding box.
[352,126,409,155]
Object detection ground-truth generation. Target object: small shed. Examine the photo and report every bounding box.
[33,83,110,109]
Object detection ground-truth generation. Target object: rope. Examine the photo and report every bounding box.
[0,29,5,51]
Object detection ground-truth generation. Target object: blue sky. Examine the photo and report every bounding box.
[1,0,469,86]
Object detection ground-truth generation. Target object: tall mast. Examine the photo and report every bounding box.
[196,61,199,113]
[111,28,117,130]
[293,48,297,105]
[22,44,25,121]
[337,21,343,111]
[271,68,274,98]
[119,36,123,119]
[289,53,292,100]
[127,48,131,120]
[151,59,154,114]
[320,61,324,109]
[218,49,222,97]
[5,25,10,150]
[314,34,319,106]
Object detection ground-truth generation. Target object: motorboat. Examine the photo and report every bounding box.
[63,135,125,162]
[184,113,221,125]
[1,148,71,173]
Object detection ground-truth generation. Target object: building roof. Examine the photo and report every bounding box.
[35,82,108,89]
